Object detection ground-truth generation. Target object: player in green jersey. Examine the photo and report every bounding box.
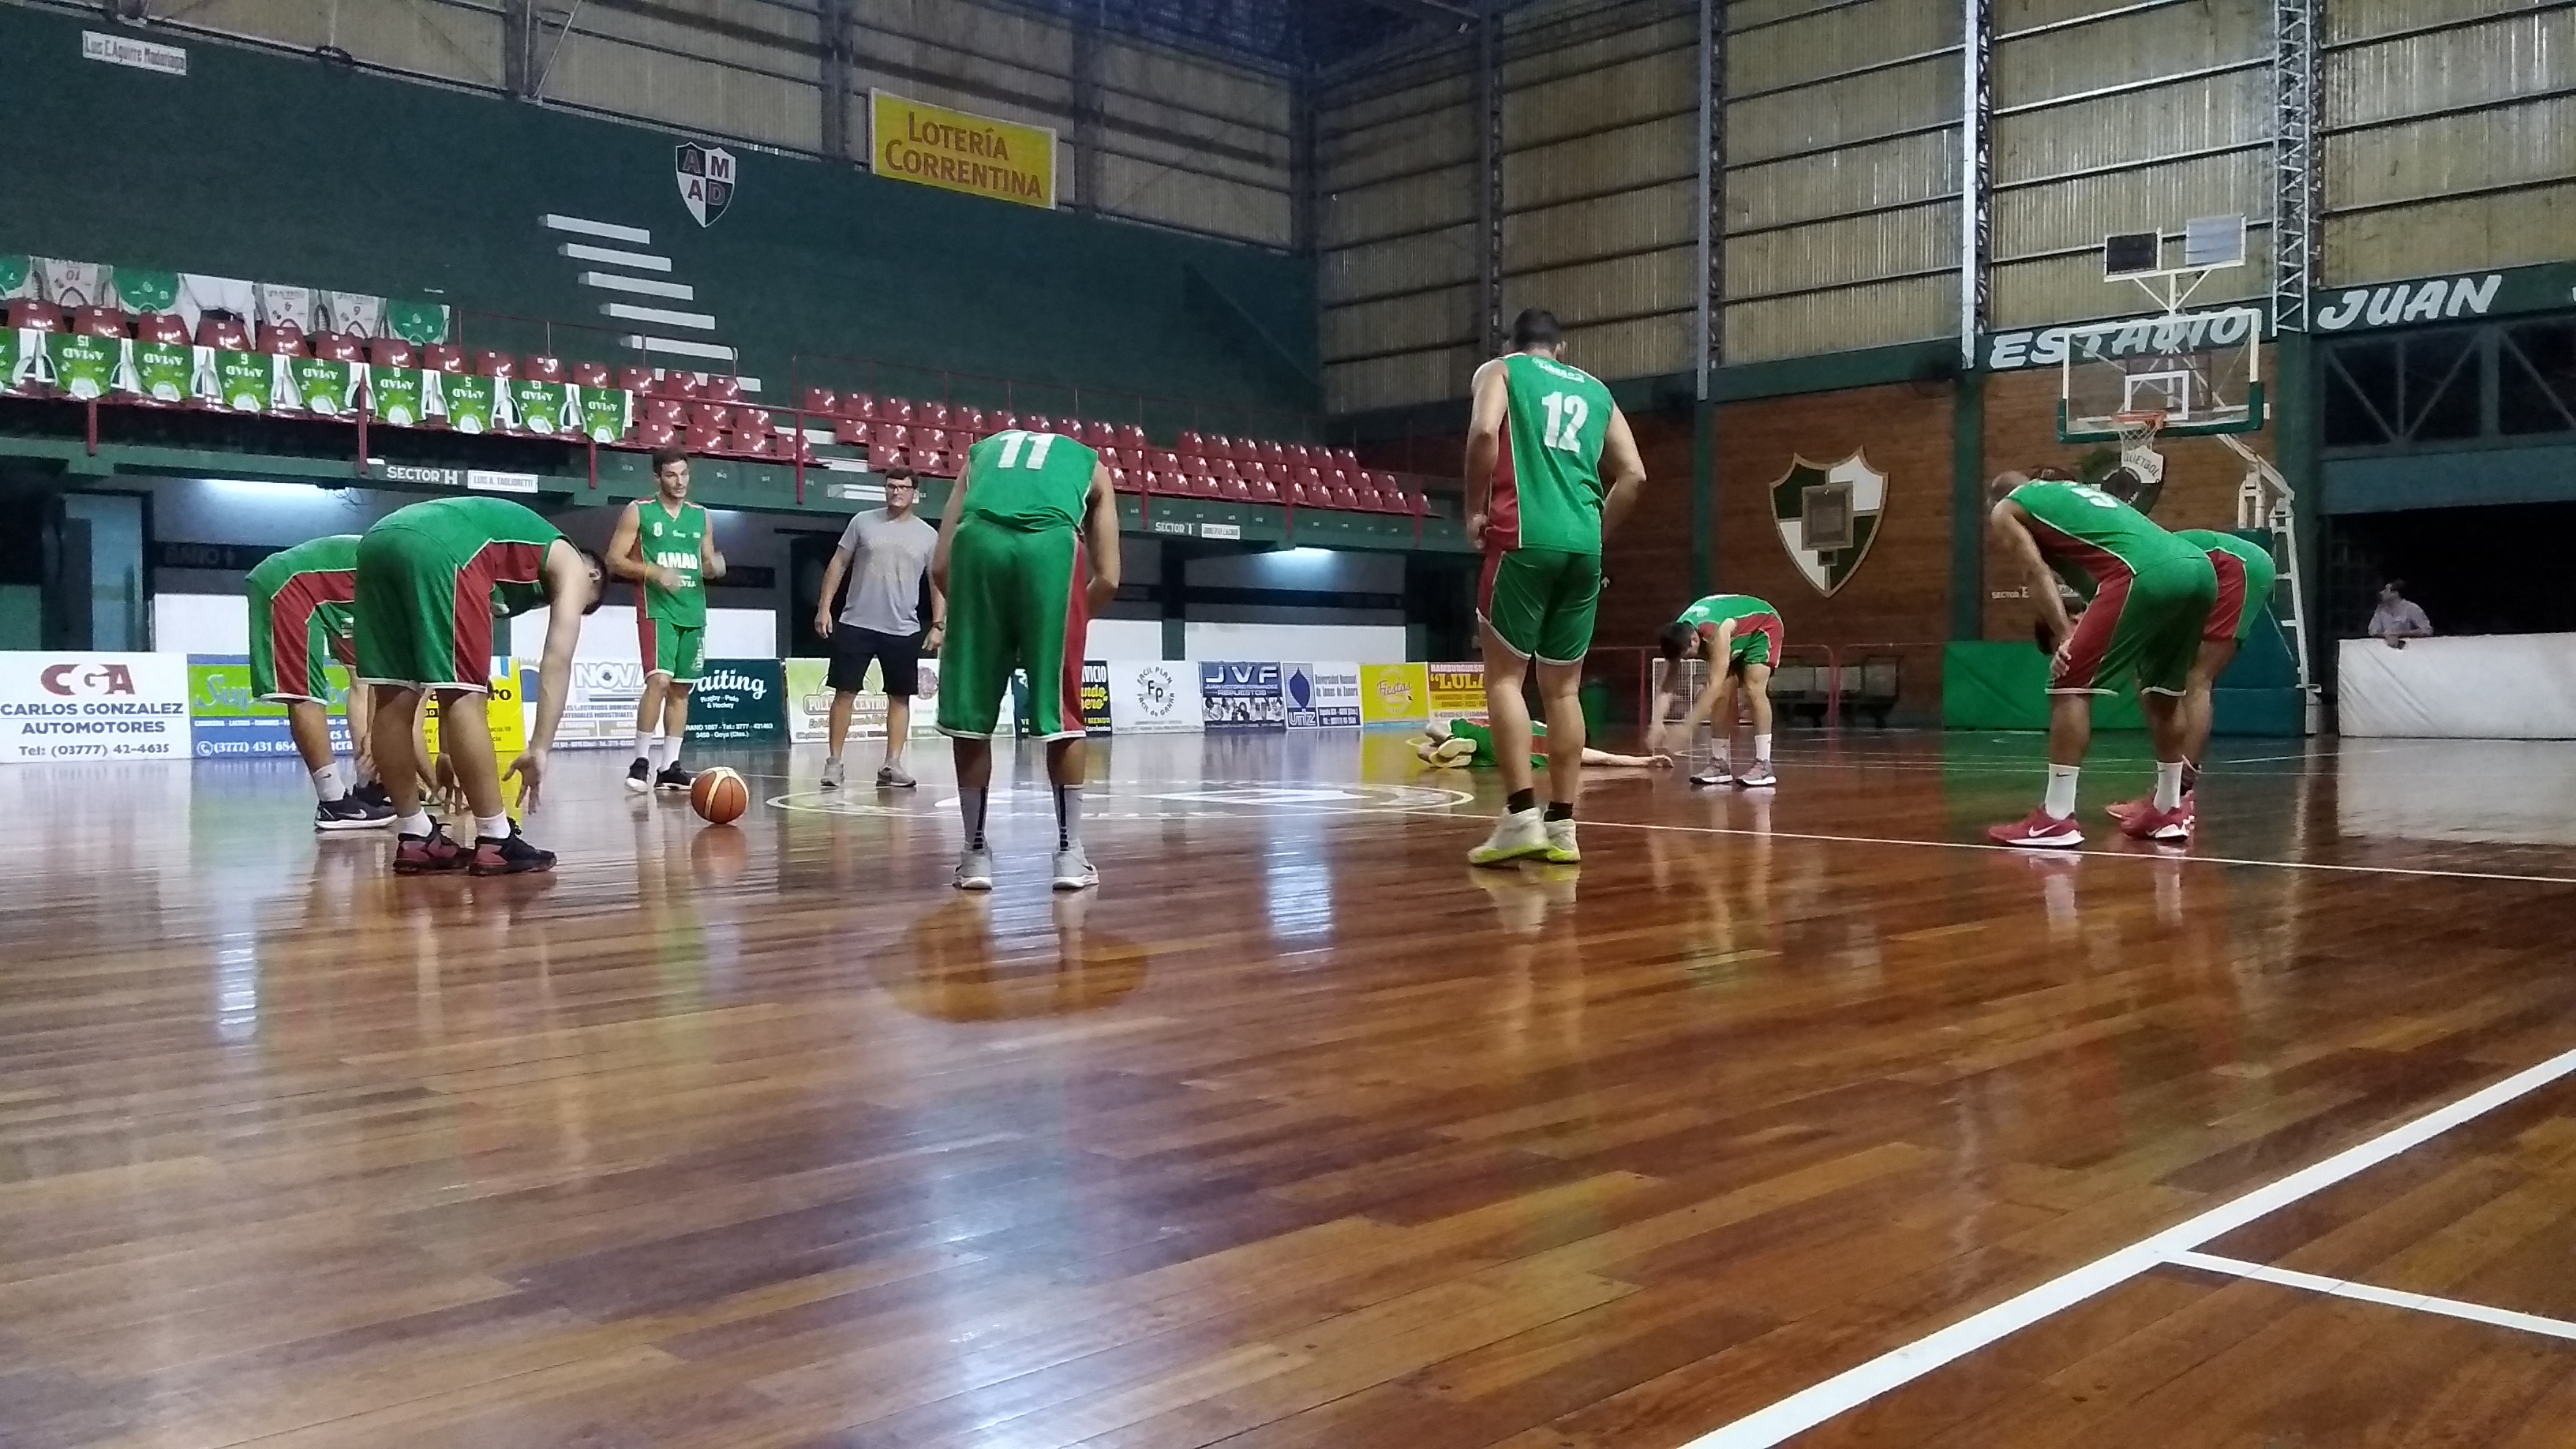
[1648,593,1784,788]
[1463,309,1649,867]
[354,495,603,874]
[607,447,728,796]
[932,427,1123,892]
[2103,526,2278,828]
[1417,717,1672,769]
[246,534,395,830]
[1985,470,2216,848]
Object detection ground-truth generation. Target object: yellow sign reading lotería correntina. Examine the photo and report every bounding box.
[870,91,1057,210]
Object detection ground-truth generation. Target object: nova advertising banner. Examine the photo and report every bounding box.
[1281,662,1361,727]
[186,654,354,757]
[1358,663,1430,728]
[1199,661,1285,729]
[1427,661,1486,723]
[556,657,647,749]
[0,653,193,763]
[1107,660,1202,733]
[685,660,786,743]
[1080,659,1113,734]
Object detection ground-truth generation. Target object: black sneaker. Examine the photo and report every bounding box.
[469,828,556,875]
[315,795,393,833]
[394,824,470,874]
[654,762,696,793]
[624,756,653,794]
[350,781,395,812]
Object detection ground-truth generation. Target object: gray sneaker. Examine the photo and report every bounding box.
[953,846,995,891]
[877,763,916,788]
[1050,844,1099,892]
[820,756,845,789]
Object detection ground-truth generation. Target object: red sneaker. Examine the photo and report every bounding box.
[2120,802,2192,841]
[2104,796,2150,825]
[469,829,556,875]
[1988,808,2083,848]
[393,824,469,874]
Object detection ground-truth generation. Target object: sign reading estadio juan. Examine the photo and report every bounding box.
[0,653,192,763]
[871,90,1057,209]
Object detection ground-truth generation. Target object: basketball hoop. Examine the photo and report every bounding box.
[2111,409,2166,494]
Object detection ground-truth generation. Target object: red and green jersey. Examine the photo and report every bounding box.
[962,429,1097,530]
[631,498,709,627]
[369,496,564,619]
[2008,479,2201,598]
[246,534,361,642]
[1676,593,1776,640]
[1489,352,1615,555]
[2177,528,2275,580]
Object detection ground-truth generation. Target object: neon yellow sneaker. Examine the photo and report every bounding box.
[1542,818,1579,863]
[1467,807,1548,867]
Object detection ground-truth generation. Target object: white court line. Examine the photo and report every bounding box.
[1681,1042,2576,1448]
[2164,1251,2576,1342]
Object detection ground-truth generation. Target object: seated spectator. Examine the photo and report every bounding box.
[2368,580,2433,649]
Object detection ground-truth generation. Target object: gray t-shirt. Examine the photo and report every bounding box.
[834,507,938,634]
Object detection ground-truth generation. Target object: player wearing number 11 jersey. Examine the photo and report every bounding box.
[1464,308,1648,869]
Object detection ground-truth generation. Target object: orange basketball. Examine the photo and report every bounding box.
[689,766,750,825]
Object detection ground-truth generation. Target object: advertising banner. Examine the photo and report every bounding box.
[1080,659,1113,734]
[186,654,354,758]
[1281,662,1361,728]
[870,89,1057,209]
[1358,663,1429,728]
[783,656,952,743]
[686,660,786,743]
[1427,661,1486,723]
[0,653,193,763]
[422,668,526,755]
[1107,660,1202,734]
[556,657,647,749]
[1199,661,1285,729]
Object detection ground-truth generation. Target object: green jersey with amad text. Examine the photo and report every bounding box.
[1492,352,1615,555]
[370,496,564,618]
[2007,478,2201,600]
[962,429,1099,530]
[632,498,709,627]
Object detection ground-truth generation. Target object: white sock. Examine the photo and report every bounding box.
[311,762,346,801]
[1711,743,1731,769]
[2154,760,2185,812]
[651,734,676,770]
[397,810,433,837]
[2043,765,2080,819]
[1753,733,1772,765]
[475,812,511,841]
[632,730,653,762]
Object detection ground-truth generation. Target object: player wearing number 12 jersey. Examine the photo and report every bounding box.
[933,428,1123,893]
[1985,470,2215,848]
[1464,308,1648,869]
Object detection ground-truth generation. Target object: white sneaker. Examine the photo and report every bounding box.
[1051,844,1099,891]
[1690,766,1733,788]
[1736,762,1777,788]
[1543,818,1579,863]
[953,846,994,891]
[820,756,845,789]
[878,764,916,788]
[1467,807,1548,867]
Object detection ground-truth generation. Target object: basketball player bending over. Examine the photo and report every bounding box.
[355,496,601,874]
[932,428,1121,892]
[1464,308,1648,867]
[1985,470,2215,848]
[1648,593,1784,788]
[245,534,394,830]
[2106,523,2277,826]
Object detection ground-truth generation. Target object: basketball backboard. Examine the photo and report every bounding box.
[2057,305,2266,444]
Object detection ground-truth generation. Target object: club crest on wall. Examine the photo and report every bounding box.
[1769,450,1886,597]
[676,143,736,227]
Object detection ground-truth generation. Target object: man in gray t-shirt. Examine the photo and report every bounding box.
[814,469,943,788]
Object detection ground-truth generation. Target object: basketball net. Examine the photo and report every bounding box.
[2112,409,2166,494]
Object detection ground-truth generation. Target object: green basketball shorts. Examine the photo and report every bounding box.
[353,526,541,691]
[639,615,706,683]
[2052,554,2218,697]
[935,520,1088,740]
[1478,547,1602,665]
[248,570,356,703]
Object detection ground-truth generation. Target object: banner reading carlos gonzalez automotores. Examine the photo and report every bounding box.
[871,90,1056,209]
[0,653,192,763]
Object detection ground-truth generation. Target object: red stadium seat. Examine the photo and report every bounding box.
[524,354,564,383]
[1084,420,1117,448]
[870,424,909,462]
[635,418,680,450]
[470,350,513,378]
[1239,460,1268,487]
[1020,413,1053,436]
[1110,467,1142,494]
[1099,447,1125,470]
[838,391,876,420]
[918,402,951,430]
[1200,433,1230,459]
[867,439,905,472]
[1250,478,1281,503]
[953,407,987,437]
[800,387,837,417]
[1178,451,1214,480]
[702,376,741,404]
[6,300,64,332]
[1117,424,1149,451]
[645,396,688,429]
[421,344,466,374]
[984,410,1016,434]
[1332,447,1360,469]
[197,314,250,350]
[738,406,773,436]
[736,427,783,459]
[613,365,654,394]
[1224,477,1252,501]
[1257,440,1286,467]
[689,402,736,432]
[834,414,873,447]
[1281,443,1312,469]
[1230,437,1264,464]
[312,332,364,363]
[137,313,188,345]
[685,421,728,455]
[1193,474,1226,498]
[1286,481,1316,509]
[570,360,612,388]
[256,322,307,357]
[882,398,915,425]
[1175,430,1205,455]
[71,306,126,339]
[1335,484,1363,511]
[369,337,417,369]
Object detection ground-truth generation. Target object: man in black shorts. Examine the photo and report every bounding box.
[814,469,943,788]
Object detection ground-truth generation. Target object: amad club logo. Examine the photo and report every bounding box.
[1769,450,1886,597]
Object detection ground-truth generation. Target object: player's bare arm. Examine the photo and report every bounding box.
[1597,403,1647,541]
[504,539,595,809]
[931,460,972,596]
[700,520,726,583]
[813,544,850,638]
[1462,359,1509,549]
[604,502,660,587]
[1989,498,2073,648]
[1082,464,1121,611]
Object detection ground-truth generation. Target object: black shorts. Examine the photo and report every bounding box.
[827,623,923,696]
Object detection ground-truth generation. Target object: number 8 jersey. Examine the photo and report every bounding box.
[1492,352,1616,555]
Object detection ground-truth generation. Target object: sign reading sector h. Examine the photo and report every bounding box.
[871,91,1057,209]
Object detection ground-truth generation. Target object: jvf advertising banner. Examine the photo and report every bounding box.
[1358,663,1430,727]
[0,653,192,763]
[1427,662,1486,723]
[1282,662,1361,728]
[1080,660,1113,734]
[686,660,787,743]
[1107,660,1203,733]
[186,654,355,757]
[1199,661,1285,730]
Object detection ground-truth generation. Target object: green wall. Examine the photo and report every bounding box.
[0,8,1316,421]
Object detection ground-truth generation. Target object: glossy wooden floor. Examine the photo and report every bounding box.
[6,731,2576,1448]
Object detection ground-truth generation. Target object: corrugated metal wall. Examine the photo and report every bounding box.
[2321,0,2576,282]
[149,0,1294,249]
